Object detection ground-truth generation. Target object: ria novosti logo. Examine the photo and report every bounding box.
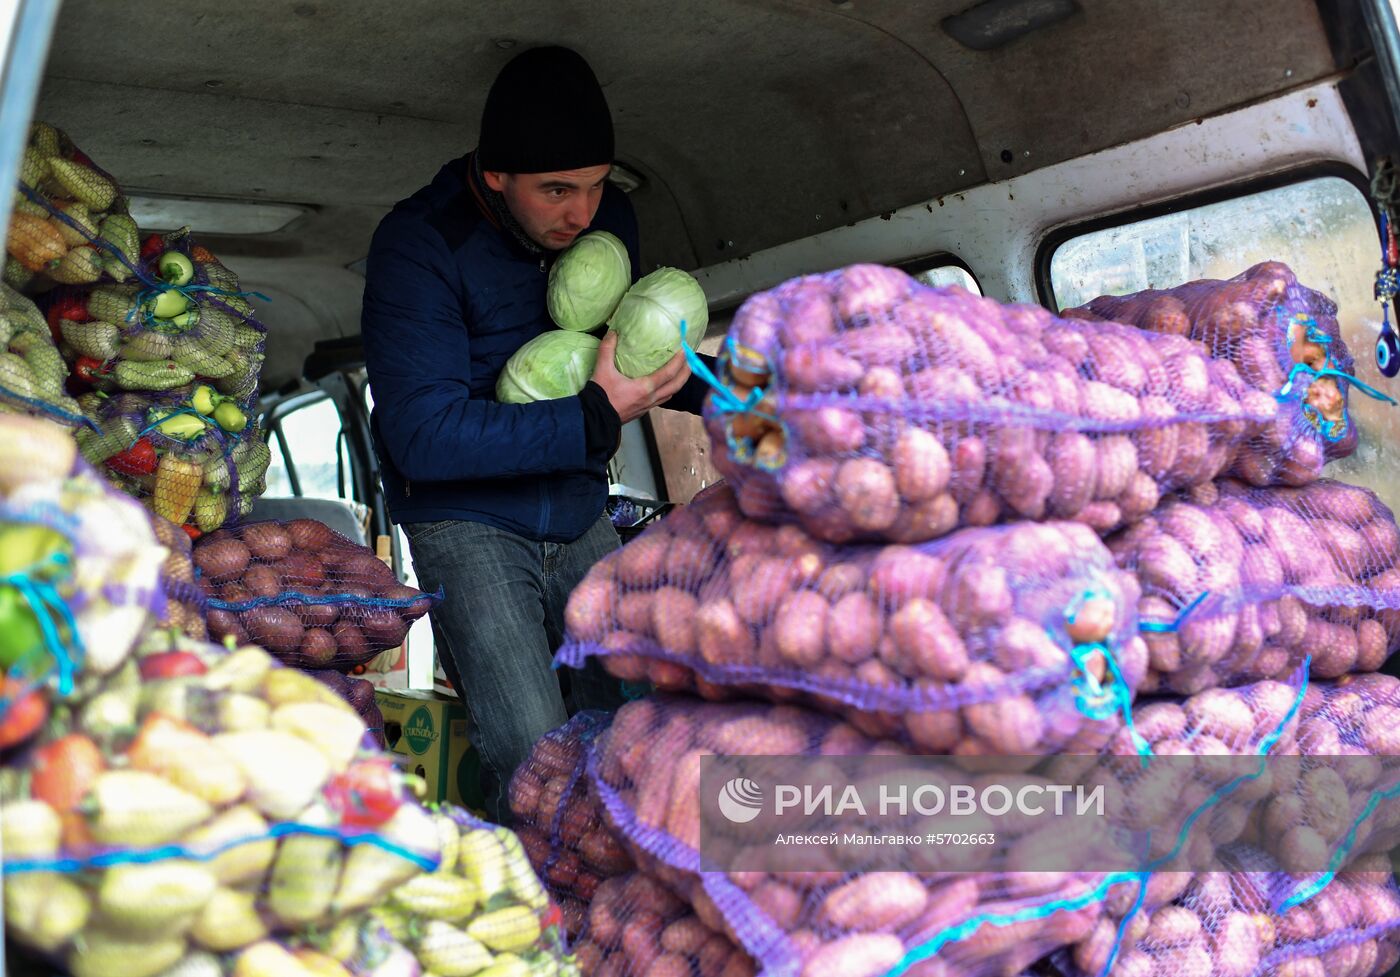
[717,777,764,823]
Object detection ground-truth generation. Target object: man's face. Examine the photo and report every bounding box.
[483,165,611,250]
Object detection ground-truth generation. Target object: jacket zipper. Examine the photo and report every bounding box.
[404,478,411,497]
[540,258,546,273]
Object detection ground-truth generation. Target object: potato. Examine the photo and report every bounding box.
[696,599,755,665]
[891,427,950,503]
[788,407,865,455]
[241,606,305,655]
[242,563,282,599]
[360,608,410,649]
[800,935,905,977]
[286,518,336,551]
[1048,432,1096,516]
[833,459,900,532]
[297,627,339,667]
[275,553,326,592]
[772,590,829,667]
[888,600,966,680]
[782,346,864,393]
[239,522,293,562]
[194,538,251,584]
[826,592,880,665]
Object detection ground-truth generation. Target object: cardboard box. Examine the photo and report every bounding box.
[375,689,485,814]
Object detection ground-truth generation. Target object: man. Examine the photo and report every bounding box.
[362,45,710,823]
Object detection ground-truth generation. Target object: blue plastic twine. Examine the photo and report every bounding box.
[1062,587,1152,762]
[1137,590,1211,634]
[4,819,440,875]
[883,672,1311,977]
[2,550,83,696]
[205,585,442,614]
[1278,361,1396,442]
[677,321,771,418]
[1279,778,1400,911]
[0,379,100,434]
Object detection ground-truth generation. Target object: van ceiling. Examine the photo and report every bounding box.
[35,0,1337,393]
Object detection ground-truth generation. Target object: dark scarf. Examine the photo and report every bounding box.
[468,151,545,258]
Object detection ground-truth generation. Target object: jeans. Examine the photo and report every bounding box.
[401,513,626,824]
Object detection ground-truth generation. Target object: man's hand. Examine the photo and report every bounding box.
[591,331,692,424]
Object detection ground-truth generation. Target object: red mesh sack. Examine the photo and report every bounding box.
[193,519,434,671]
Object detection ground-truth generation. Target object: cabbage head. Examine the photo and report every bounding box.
[496,330,601,404]
[546,231,631,331]
[608,267,709,378]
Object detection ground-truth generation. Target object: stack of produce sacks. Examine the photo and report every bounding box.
[0,415,575,977]
[191,518,434,737]
[497,229,708,403]
[3,121,273,535]
[509,711,635,935]
[550,262,1400,977]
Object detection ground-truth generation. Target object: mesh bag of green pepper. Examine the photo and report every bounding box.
[0,414,167,756]
[75,385,271,534]
[193,520,435,672]
[509,711,634,935]
[4,121,138,295]
[369,803,580,977]
[45,227,269,403]
[0,282,90,428]
[0,634,447,977]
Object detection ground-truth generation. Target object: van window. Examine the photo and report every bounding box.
[911,263,982,294]
[1045,175,1400,514]
[263,395,350,500]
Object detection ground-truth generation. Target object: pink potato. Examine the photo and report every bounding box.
[696,599,755,665]
[773,591,829,667]
[826,591,880,665]
[891,427,950,503]
[833,459,900,533]
[787,407,865,455]
[888,599,967,680]
[1047,432,1097,517]
[800,935,906,977]
[566,573,618,643]
[781,346,864,393]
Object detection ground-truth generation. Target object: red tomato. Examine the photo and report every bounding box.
[326,758,402,828]
[138,650,208,680]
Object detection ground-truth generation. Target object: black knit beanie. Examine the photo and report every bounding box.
[477,46,615,174]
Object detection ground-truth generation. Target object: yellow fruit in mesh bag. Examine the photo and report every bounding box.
[153,452,204,524]
[47,157,117,212]
[86,770,213,847]
[180,804,276,887]
[5,872,90,953]
[391,872,480,921]
[190,886,269,951]
[69,931,186,977]
[96,860,217,935]
[467,906,542,954]
[416,920,494,977]
[7,211,67,271]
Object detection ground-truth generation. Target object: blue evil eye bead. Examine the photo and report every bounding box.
[1377,328,1400,378]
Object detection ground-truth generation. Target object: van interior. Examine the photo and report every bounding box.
[5,0,1400,686]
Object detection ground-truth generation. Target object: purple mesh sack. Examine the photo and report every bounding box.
[1065,261,1397,488]
[75,386,271,532]
[4,121,137,294]
[1063,848,1400,977]
[586,695,1117,977]
[571,871,756,977]
[585,674,1318,977]
[1107,478,1400,694]
[0,416,168,755]
[49,227,269,403]
[558,481,1148,756]
[701,264,1267,545]
[0,637,445,975]
[1224,673,1400,886]
[509,711,634,935]
[194,519,434,671]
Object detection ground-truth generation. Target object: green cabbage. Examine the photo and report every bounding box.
[546,231,631,332]
[496,331,601,404]
[608,267,709,378]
